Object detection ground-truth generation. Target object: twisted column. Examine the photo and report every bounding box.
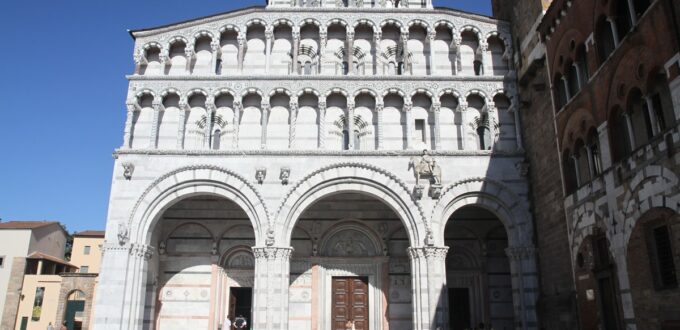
[319,28,327,75]
[150,96,163,149]
[319,96,327,149]
[347,100,355,149]
[261,99,270,149]
[237,32,246,74]
[205,96,216,149]
[404,102,413,149]
[292,27,300,74]
[177,98,189,149]
[232,99,242,149]
[123,101,138,149]
[347,29,355,75]
[265,26,274,74]
[289,96,298,148]
[432,102,441,150]
[211,38,221,75]
[376,102,385,149]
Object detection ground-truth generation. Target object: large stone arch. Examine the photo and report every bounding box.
[619,165,680,250]
[274,162,428,247]
[127,165,269,246]
[431,177,533,248]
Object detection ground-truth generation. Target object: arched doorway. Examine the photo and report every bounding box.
[63,290,86,330]
[151,195,256,330]
[445,205,513,330]
[288,192,413,330]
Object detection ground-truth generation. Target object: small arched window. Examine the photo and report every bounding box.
[575,140,591,185]
[477,125,492,150]
[588,129,603,177]
[567,64,581,98]
[576,45,590,85]
[610,107,633,161]
[388,61,396,75]
[342,129,350,150]
[648,73,676,131]
[554,74,569,110]
[342,61,349,75]
[563,149,578,194]
[398,62,405,75]
[596,17,617,64]
[628,89,654,148]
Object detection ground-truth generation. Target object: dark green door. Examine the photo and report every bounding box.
[64,300,85,330]
[19,317,28,330]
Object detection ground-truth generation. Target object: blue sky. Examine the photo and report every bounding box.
[0,1,491,233]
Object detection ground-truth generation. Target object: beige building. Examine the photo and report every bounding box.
[0,221,68,329]
[0,224,104,330]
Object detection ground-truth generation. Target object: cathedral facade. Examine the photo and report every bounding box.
[93,1,537,330]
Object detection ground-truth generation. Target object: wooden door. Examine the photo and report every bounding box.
[332,277,369,330]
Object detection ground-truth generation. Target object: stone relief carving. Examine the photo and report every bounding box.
[122,162,135,180]
[280,167,291,185]
[409,150,442,186]
[326,230,373,257]
[117,222,129,246]
[255,167,267,184]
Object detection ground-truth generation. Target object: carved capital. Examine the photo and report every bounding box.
[130,243,155,260]
[252,247,294,261]
[505,246,537,260]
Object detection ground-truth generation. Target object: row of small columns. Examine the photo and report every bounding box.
[134,26,496,76]
[124,95,504,151]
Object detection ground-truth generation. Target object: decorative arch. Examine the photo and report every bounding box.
[353,19,378,32]
[127,165,269,246]
[325,87,349,97]
[459,25,483,42]
[269,87,293,97]
[167,36,189,46]
[186,88,208,100]
[382,87,406,99]
[434,20,455,31]
[379,19,403,29]
[297,87,321,97]
[353,88,378,98]
[219,24,241,34]
[272,18,294,27]
[410,88,435,102]
[318,220,385,257]
[438,88,462,101]
[274,163,428,247]
[432,177,533,247]
[213,88,236,99]
[163,221,215,245]
[619,165,680,248]
[465,89,490,104]
[134,89,156,100]
[193,30,215,41]
[245,18,267,27]
[299,18,322,27]
[241,87,264,98]
[407,19,430,30]
[326,18,349,28]
[219,245,256,269]
[160,88,181,98]
[560,108,597,152]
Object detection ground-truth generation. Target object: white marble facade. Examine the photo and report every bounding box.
[93,1,538,330]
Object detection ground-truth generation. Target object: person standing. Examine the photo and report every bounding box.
[234,314,247,329]
[59,321,68,330]
[47,322,54,330]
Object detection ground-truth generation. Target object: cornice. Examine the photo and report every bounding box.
[113,148,526,158]
[130,6,506,39]
[127,75,509,83]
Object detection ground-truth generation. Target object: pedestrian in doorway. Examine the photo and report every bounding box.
[234,314,247,329]
[345,320,356,330]
[60,321,68,330]
[47,322,54,330]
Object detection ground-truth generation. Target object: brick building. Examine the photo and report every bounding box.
[534,0,680,329]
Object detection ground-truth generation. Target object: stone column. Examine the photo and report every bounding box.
[205,96,216,149]
[184,45,194,74]
[347,29,355,75]
[211,38,221,75]
[123,101,138,149]
[266,26,274,74]
[319,96,327,149]
[408,246,450,330]
[177,98,189,149]
[261,99,270,149]
[453,35,462,74]
[432,102,441,150]
[487,102,498,150]
[376,102,385,149]
[347,100,356,150]
[92,243,155,330]
[459,102,468,150]
[133,49,145,75]
[479,41,490,76]
[645,96,661,135]
[252,247,293,330]
[404,102,413,149]
[233,99,243,149]
[505,246,540,330]
[289,96,298,148]
[401,29,410,75]
[427,29,436,76]
[319,28,327,75]
[238,32,246,74]
[511,101,525,151]
[150,97,163,149]
[292,27,300,74]
[608,18,620,46]
[373,31,382,75]
[597,122,612,169]
[624,112,636,150]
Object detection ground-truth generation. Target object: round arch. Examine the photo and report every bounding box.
[432,178,533,247]
[274,163,428,247]
[127,165,269,246]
